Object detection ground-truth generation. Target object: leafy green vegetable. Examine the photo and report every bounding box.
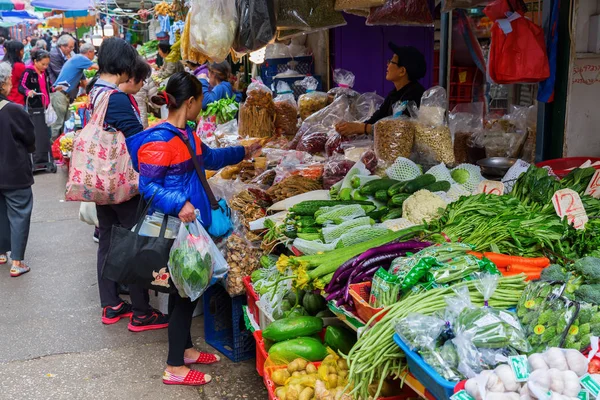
[200,95,239,124]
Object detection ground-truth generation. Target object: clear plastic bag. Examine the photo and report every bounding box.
[354,92,385,122]
[296,76,329,120]
[374,101,416,167]
[335,0,385,10]
[277,0,347,31]
[225,232,262,296]
[449,103,484,165]
[370,267,402,307]
[168,219,222,301]
[239,79,276,138]
[274,81,299,137]
[366,0,434,26]
[327,69,360,104]
[322,159,356,189]
[188,0,238,62]
[233,0,277,54]
[214,119,240,148]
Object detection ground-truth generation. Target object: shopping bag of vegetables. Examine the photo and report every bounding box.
[168,219,228,301]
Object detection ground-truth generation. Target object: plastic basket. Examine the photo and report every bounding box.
[536,157,600,178]
[348,282,388,324]
[243,276,259,323]
[256,301,275,331]
[203,284,256,362]
[393,333,456,400]
[253,330,269,377]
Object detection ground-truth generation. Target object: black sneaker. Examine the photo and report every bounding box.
[93,227,99,243]
[102,301,133,325]
[128,310,169,332]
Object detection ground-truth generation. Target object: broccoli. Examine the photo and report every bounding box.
[540,264,568,282]
[572,257,600,283]
[574,284,600,305]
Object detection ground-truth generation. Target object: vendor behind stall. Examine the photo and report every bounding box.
[198,61,241,110]
[153,40,183,80]
[336,43,427,136]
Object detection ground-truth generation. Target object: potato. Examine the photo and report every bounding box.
[299,387,314,400]
[337,359,348,371]
[337,369,348,379]
[295,358,308,370]
[287,387,299,400]
[328,374,338,388]
[288,360,300,373]
[328,366,337,374]
[299,370,307,376]
[275,386,288,400]
[306,363,318,374]
[272,369,290,386]
[292,371,301,377]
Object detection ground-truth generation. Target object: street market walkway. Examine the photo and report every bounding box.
[0,171,267,400]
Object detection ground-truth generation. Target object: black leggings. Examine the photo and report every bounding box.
[167,292,199,366]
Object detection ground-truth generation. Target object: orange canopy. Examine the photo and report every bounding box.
[45,14,95,29]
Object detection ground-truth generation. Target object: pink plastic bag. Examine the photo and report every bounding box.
[66,91,139,205]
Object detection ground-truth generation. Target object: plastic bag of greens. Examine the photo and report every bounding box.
[188,0,238,62]
[277,0,347,31]
[233,0,277,54]
[370,267,402,308]
[366,0,434,26]
[296,76,329,120]
[168,219,224,301]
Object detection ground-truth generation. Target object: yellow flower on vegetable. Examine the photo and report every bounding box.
[294,267,310,290]
[276,254,290,273]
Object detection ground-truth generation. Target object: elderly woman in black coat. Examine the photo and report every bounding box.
[0,61,36,277]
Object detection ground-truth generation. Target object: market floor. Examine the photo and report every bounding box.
[0,170,267,400]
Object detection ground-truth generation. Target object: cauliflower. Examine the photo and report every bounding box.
[380,217,416,231]
[402,190,447,224]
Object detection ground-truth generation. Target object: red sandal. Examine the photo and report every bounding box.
[163,369,212,386]
[184,352,221,365]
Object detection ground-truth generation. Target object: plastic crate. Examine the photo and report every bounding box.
[348,282,388,324]
[536,157,600,178]
[273,75,322,99]
[203,284,255,362]
[253,330,269,377]
[261,56,315,87]
[393,333,456,400]
[243,276,259,323]
[256,301,275,330]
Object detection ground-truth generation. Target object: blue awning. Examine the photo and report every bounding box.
[31,0,92,12]
[0,10,41,22]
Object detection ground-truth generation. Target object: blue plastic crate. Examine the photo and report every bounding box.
[203,284,255,362]
[261,56,315,87]
[393,333,457,400]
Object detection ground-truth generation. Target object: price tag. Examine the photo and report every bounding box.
[585,170,600,198]
[450,390,475,400]
[581,374,600,397]
[579,390,590,400]
[509,355,530,382]
[552,189,588,230]
[476,180,505,195]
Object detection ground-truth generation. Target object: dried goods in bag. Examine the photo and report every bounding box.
[273,81,299,137]
[327,68,359,102]
[277,0,347,30]
[374,101,416,166]
[239,79,275,138]
[334,0,385,10]
[233,0,277,54]
[296,76,329,120]
[188,0,238,62]
[366,0,434,26]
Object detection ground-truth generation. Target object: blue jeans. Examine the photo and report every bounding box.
[0,187,33,261]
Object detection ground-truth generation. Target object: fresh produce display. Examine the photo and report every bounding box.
[200,96,239,124]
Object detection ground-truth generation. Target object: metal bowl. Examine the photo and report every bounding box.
[477,157,517,177]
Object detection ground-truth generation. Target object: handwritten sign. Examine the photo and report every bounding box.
[572,63,600,85]
[585,170,600,198]
[552,189,588,230]
[476,180,505,195]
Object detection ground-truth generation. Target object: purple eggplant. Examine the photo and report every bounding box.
[352,240,431,268]
[326,287,345,302]
[351,264,382,283]
[330,255,358,283]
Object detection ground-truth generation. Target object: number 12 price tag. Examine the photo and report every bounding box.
[585,170,600,199]
[552,189,588,230]
[476,180,505,195]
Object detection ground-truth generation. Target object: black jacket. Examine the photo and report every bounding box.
[0,95,36,189]
[48,46,66,84]
[18,65,54,109]
[366,81,426,125]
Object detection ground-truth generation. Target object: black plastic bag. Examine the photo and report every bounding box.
[234,0,277,53]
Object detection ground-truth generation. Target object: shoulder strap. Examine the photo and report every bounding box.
[178,132,220,210]
[0,100,8,112]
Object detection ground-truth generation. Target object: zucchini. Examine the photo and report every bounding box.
[403,174,436,194]
[423,180,451,192]
[338,225,393,248]
[290,200,375,216]
[387,181,409,197]
[359,178,400,195]
[382,208,403,221]
[375,190,389,202]
[268,337,328,362]
[315,204,366,225]
[297,227,319,233]
[322,217,374,243]
[389,193,411,207]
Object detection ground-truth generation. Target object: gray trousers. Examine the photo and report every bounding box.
[0,187,33,261]
[50,91,71,141]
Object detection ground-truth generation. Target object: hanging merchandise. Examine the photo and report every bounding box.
[181,13,209,64]
[334,0,385,10]
[188,0,238,62]
[484,0,550,84]
[276,0,347,31]
[233,0,277,54]
[366,0,434,26]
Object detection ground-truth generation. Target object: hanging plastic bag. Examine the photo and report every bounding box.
[188,0,238,62]
[239,79,276,138]
[366,0,434,27]
[277,0,347,31]
[168,219,222,301]
[296,76,329,120]
[273,81,299,137]
[374,101,416,167]
[334,0,385,10]
[233,0,277,54]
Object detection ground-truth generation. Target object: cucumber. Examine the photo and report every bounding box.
[423,180,451,192]
[268,337,328,362]
[375,190,389,202]
[290,200,375,216]
[263,316,324,342]
[389,193,411,207]
[367,207,389,221]
[403,174,436,194]
[387,181,409,197]
[382,208,403,221]
[359,178,400,195]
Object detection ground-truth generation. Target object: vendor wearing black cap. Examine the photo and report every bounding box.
[336,43,427,136]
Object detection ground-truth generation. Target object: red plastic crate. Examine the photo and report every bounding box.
[348,282,388,324]
[253,330,269,377]
[243,276,259,323]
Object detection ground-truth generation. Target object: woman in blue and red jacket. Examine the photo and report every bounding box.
[127,71,258,386]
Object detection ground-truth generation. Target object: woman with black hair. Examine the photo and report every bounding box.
[88,37,169,332]
[120,56,157,128]
[18,49,62,109]
[154,40,183,81]
[198,61,241,110]
[127,71,260,386]
[2,40,26,105]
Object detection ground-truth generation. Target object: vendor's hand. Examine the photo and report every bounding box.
[244,142,262,159]
[198,73,208,80]
[336,122,365,136]
[178,201,196,223]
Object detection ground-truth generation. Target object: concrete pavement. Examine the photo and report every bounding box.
[0,170,267,399]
